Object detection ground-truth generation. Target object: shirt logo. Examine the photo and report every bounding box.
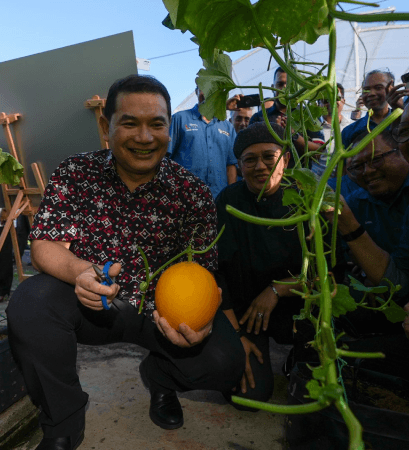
[218,129,230,137]
[185,123,199,131]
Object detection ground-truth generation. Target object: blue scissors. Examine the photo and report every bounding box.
[92,262,115,310]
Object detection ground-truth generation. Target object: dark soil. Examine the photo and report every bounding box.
[342,366,409,414]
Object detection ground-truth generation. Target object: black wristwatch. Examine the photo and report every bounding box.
[342,225,365,242]
[291,132,300,142]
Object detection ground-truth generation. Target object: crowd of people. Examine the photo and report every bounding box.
[2,68,409,449]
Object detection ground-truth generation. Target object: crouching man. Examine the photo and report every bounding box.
[6,75,244,450]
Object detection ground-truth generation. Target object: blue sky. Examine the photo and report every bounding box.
[2,0,408,111]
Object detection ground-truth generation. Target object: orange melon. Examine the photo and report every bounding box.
[155,261,219,331]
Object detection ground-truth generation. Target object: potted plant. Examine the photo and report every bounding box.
[161,1,409,448]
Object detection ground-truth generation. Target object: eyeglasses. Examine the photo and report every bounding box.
[240,151,282,169]
[347,149,398,176]
[392,126,409,144]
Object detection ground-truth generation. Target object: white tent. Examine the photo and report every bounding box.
[174,6,409,117]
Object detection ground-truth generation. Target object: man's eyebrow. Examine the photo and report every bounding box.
[119,114,168,122]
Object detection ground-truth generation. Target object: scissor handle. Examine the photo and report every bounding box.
[101,261,114,310]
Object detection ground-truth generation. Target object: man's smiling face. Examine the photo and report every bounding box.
[101,92,170,189]
[350,135,409,200]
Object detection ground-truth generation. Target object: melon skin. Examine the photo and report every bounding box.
[155,262,219,331]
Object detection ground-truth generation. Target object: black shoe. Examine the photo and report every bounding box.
[36,427,84,450]
[139,358,183,430]
[149,390,184,430]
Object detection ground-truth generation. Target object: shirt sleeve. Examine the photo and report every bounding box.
[226,127,237,166]
[387,207,409,304]
[29,159,81,242]
[167,113,181,158]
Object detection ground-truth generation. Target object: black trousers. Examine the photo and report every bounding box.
[7,274,245,437]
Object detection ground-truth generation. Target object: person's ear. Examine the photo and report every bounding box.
[283,151,291,168]
[99,115,110,142]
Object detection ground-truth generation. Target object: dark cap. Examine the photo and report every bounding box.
[234,122,285,159]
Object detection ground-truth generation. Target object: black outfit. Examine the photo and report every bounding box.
[0,215,30,298]
[216,182,305,403]
[7,274,245,437]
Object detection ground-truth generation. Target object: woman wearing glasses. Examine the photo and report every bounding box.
[215,122,312,408]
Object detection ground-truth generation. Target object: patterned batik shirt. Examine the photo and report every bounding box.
[29,150,218,319]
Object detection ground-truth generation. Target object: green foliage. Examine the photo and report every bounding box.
[162,1,409,447]
[0,149,24,185]
[162,0,330,63]
[196,52,236,121]
[314,284,358,317]
[348,276,388,294]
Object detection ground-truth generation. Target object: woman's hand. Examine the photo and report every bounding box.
[237,336,263,393]
[239,286,279,334]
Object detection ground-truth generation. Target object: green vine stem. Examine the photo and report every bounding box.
[330,10,409,24]
[248,1,315,89]
[137,225,225,313]
[231,396,331,414]
[226,205,309,227]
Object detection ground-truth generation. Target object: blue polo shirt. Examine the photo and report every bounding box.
[341,109,392,149]
[168,104,237,198]
[346,173,409,254]
[327,174,360,198]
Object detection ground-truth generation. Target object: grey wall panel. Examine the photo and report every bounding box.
[0,31,137,206]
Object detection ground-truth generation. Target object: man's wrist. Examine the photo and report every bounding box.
[341,224,365,242]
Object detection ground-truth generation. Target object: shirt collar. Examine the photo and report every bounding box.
[102,150,174,190]
[192,103,218,123]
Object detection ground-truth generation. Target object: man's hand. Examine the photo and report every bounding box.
[75,263,121,310]
[152,288,222,348]
[239,286,279,334]
[153,310,214,347]
[226,94,244,111]
[387,83,409,110]
[324,194,360,236]
[237,336,263,394]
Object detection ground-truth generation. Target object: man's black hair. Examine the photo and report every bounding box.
[273,66,285,83]
[337,83,345,99]
[364,69,395,85]
[104,75,172,122]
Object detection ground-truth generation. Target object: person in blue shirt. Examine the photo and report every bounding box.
[168,86,237,198]
[326,128,409,378]
[249,67,325,165]
[341,69,407,149]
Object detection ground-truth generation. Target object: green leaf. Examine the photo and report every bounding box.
[381,300,407,323]
[282,188,303,207]
[162,0,330,62]
[311,365,327,382]
[306,379,321,400]
[196,52,236,120]
[0,149,24,185]
[255,0,330,46]
[348,276,388,294]
[331,284,358,317]
[162,0,267,62]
